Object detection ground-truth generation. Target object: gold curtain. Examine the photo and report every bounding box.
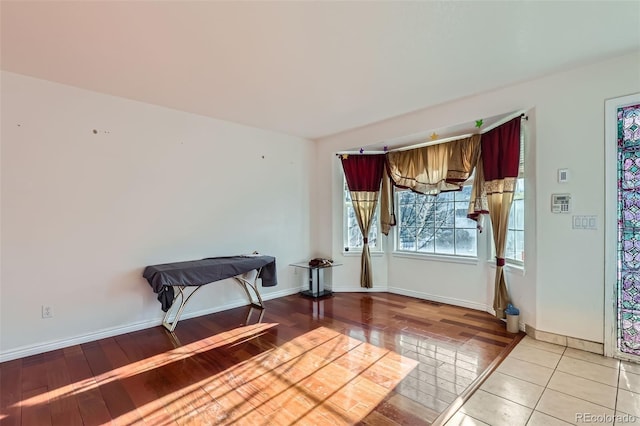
[470,172,515,317]
[447,135,482,183]
[467,155,489,231]
[386,143,456,195]
[469,117,522,318]
[487,179,516,318]
[340,154,385,288]
[350,191,379,288]
[381,134,480,234]
[380,170,396,236]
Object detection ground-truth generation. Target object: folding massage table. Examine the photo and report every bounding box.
[143,254,277,332]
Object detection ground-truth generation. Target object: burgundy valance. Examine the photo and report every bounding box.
[482,117,521,181]
[341,155,386,192]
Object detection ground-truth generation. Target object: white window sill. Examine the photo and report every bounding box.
[391,251,478,265]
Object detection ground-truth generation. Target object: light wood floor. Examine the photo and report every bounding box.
[0,292,522,425]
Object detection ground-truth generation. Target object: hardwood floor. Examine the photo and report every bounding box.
[0,292,522,425]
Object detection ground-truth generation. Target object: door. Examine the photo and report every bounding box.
[605,93,640,361]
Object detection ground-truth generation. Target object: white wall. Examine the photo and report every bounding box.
[0,72,313,361]
[314,52,640,344]
[3,52,639,362]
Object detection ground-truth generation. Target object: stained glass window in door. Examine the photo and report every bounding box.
[618,103,640,356]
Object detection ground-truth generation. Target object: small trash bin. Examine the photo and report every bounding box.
[505,303,520,333]
[506,314,520,333]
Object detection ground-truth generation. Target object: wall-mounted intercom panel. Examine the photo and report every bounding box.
[551,193,572,213]
[558,168,570,183]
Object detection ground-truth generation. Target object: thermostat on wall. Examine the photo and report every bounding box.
[551,193,572,213]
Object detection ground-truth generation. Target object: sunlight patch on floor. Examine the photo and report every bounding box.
[132,326,419,425]
[14,322,278,409]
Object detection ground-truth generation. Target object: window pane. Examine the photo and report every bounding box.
[435,202,454,227]
[514,230,524,262]
[416,222,434,252]
[415,199,436,226]
[350,212,378,248]
[505,177,525,263]
[399,227,417,251]
[505,230,516,260]
[398,190,416,204]
[438,191,454,202]
[395,187,477,257]
[455,229,477,256]
[399,203,417,227]
[369,221,378,246]
[508,205,515,229]
[347,208,359,234]
[348,220,362,248]
[514,199,524,229]
[435,228,455,255]
[344,180,379,250]
[454,202,475,228]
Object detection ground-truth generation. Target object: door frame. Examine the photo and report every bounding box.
[604,92,640,360]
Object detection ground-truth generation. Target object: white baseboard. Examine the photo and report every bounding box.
[388,286,490,312]
[331,284,490,313]
[0,286,302,363]
[0,285,494,362]
[330,285,390,292]
[525,324,604,355]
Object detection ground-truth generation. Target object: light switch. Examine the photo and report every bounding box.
[573,216,582,229]
[572,215,597,230]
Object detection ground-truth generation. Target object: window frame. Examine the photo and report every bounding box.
[486,124,525,267]
[392,182,479,259]
[504,123,526,266]
[342,178,382,253]
[504,177,525,266]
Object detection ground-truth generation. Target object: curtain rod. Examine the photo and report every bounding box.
[336,150,387,155]
[336,110,528,156]
[481,110,528,134]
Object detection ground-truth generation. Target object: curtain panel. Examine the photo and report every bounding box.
[340,155,386,288]
[381,134,481,234]
[471,117,521,318]
[380,165,396,236]
[385,134,480,195]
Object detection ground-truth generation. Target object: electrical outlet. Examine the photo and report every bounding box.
[42,305,53,319]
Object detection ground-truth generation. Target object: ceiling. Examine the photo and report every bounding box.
[2,1,639,140]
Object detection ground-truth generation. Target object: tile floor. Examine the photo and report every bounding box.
[445,336,640,426]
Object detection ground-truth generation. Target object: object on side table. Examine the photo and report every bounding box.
[308,257,333,267]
